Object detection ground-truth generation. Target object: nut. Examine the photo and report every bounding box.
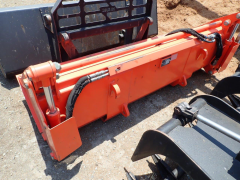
[208,71,213,75]
[61,33,70,41]
[24,83,29,89]
[56,73,60,79]
[53,62,62,72]
[224,19,231,26]
[237,13,240,19]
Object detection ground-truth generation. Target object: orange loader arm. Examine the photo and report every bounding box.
[17,12,240,161]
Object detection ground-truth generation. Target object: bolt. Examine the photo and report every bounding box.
[237,13,240,19]
[119,34,124,39]
[224,20,231,26]
[208,71,213,75]
[61,33,70,41]
[53,62,62,72]
[24,83,29,89]
[56,73,60,79]
[43,14,52,25]
[115,67,121,72]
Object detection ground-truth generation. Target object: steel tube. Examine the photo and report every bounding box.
[43,86,57,113]
[228,23,239,41]
[61,21,222,73]
[157,118,183,134]
[89,70,109,78]
[90,73,109,82]
[197,114,240,142]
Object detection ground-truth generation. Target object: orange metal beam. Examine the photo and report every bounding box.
[17,12,240,161]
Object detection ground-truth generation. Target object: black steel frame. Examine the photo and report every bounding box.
[131,95,240,180]
[50,0,153,61]
[211,65,240,98]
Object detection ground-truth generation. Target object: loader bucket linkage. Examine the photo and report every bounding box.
[16,5,240,161]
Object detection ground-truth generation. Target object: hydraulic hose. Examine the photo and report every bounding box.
[166,28,223,65]
[211,33,223,65]
[66,76,90,119]
[65,70,109,119]
[60,21,222,73]
[167,28,216,43]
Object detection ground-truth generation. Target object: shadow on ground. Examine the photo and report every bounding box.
[0,73,19,90]
[180,0,223,20]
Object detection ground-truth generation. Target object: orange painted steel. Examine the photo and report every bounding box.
[17,13,240,161]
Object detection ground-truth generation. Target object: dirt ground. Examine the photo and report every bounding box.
[0,0,240,180]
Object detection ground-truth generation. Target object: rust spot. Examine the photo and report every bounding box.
[21,25,26,34]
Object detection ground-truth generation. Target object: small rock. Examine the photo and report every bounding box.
[164,0,181,9]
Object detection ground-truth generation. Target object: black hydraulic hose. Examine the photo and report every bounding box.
[66,76,90,119]
[65,70,109,120]
[211,32,223,65]
[166,28,215,43]
[166,28,223,65]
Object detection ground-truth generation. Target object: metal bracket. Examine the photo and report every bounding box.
[174,102,198,121]
[110,82,121,99]
[180,75,187,87]
[122,103,130,117]
[197,48,208,61]
[40,9,54,34]
[59,33,79,59]
[152,154,185,180]
[134,17,153,42]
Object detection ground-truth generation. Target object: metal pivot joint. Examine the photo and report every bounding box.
[174,102,198,121]
[174,102,240,143]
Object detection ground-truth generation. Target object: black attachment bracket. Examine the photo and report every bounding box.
[40,10,54,34]
[174,102,198,121]
[211,68,240,98]
[152,154,185,180]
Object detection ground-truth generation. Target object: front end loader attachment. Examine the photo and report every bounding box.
[17,12,240,161]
